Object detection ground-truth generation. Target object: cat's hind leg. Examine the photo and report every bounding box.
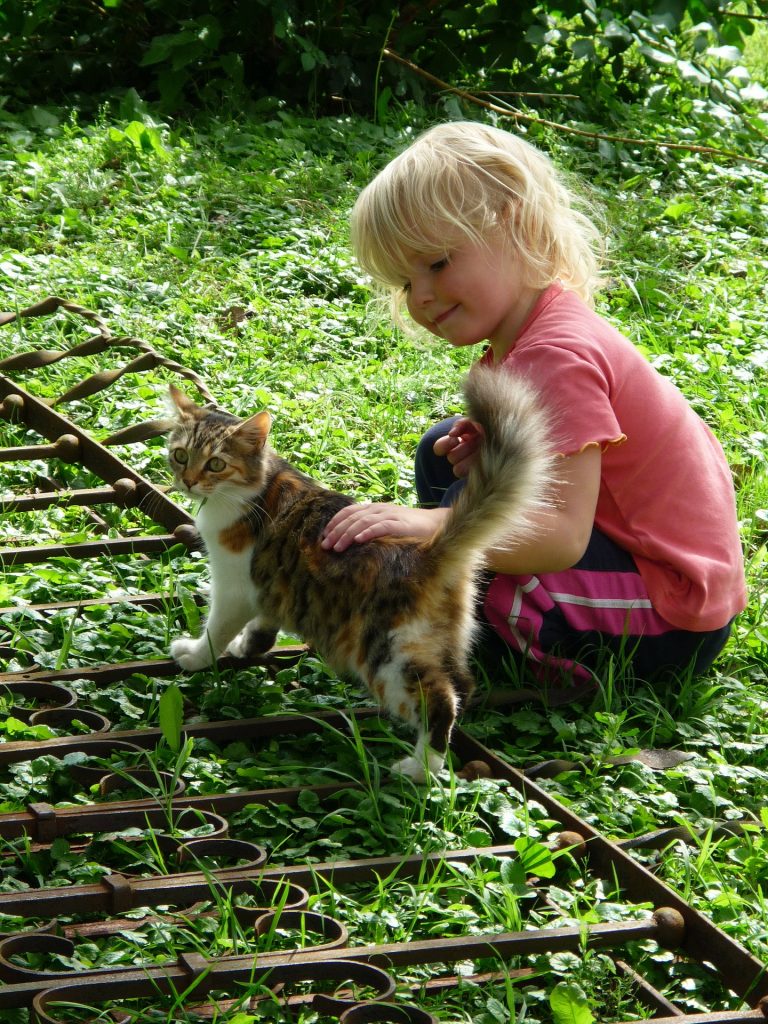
[374,656,473,783]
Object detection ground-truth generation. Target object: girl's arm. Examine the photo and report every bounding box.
[433,417,601,572]
[321,445,601,573]
[485,445,601,574]
[321,503,448,550]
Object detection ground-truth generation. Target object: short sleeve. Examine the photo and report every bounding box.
[507,343,627,457]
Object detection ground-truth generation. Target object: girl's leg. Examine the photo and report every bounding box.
[483,528,732,684]
[415,417,466,508]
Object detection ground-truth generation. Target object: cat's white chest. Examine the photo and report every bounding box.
[196,496,249,540]
[196,497,258,595]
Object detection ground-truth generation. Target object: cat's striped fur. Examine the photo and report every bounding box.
[168,367,553,781]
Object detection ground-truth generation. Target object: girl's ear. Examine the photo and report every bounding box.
[168,384,200,419]
[236,410,272,450]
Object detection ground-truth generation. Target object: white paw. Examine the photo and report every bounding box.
[225,631,248,659]
[170,637,213,671]
[391,751,444,783]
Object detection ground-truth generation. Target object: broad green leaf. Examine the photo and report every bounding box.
[550,981,594,1024]
[159,684,183,752]
[514,837,557,878]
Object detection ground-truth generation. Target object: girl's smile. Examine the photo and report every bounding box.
[432,304,459,326]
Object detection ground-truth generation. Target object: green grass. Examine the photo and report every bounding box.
[0,90,767,1023]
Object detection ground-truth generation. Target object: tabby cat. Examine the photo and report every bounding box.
[167,367,552,781]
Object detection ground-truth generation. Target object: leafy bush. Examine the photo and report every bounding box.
[0,0,762,118]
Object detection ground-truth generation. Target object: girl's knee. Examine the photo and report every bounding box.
[415,416,462,507]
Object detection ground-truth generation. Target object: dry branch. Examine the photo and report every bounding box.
[384,48,768,169]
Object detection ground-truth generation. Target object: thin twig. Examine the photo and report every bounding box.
[724,10,768,21]
[383,48,768,169]
[471,89,580,100]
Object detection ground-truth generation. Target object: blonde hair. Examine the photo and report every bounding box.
[351,121,605,314]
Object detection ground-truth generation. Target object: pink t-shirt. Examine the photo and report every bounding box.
[482,283,746,632]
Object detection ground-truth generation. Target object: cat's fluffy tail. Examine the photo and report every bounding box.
[427,365,556,579]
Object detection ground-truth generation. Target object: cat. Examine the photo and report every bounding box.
[167,367,553,782]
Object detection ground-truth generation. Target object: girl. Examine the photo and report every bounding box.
[321,121,746,686]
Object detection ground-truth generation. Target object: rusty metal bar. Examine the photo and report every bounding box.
[0,652,308,684]
[614,959,686,1016]
[1,485,146,513]
[0,707,370,763]
[1,534,189,564]
[0,592,192,616]
[0,781,361,843]
[0,840,563,919]
[450,728,768,1003]
[0,912,686,1012]
[0,376,192,535]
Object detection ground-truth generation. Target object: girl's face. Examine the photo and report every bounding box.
[403,234,542,360]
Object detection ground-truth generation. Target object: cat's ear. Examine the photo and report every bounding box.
[168,384,200,420]
[236,410,272,450]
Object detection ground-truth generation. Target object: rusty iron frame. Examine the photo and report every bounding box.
[1,301,767,1023]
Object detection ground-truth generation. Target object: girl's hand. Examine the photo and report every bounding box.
[320,503,447,553]
[432,417,485,478]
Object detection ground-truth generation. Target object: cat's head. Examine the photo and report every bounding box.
[166,385,273,499]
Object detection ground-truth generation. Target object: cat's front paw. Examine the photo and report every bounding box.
[226,626,278,659]
[170,636,213,671]
[391,751,444,783]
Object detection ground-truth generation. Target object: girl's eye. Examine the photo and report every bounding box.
[206,457,226,472]
[402,281,411,293]
[172,448,188,464]
[430,257,449,272]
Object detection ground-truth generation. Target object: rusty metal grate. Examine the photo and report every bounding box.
[1,301,767,1023]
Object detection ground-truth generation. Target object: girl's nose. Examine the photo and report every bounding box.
[409,273,433,306]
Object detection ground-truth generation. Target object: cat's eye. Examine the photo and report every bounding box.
[172,448,189,464]
[206,456,226,472]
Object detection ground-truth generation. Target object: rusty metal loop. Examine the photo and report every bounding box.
[253,909,349,953]
[51,739,146,789]
[171,836,268,872]
[162,808,230,842]
[0,920,58,943]
[29,707,112,734]
[92,810,232,878]
[98,768,186,799]
[0,932,77,982]
[30,958,396,1024]
[306,961,397,1016]
[231,878,310,924]
[0,681,77,723]
[339,1003,439,1024]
